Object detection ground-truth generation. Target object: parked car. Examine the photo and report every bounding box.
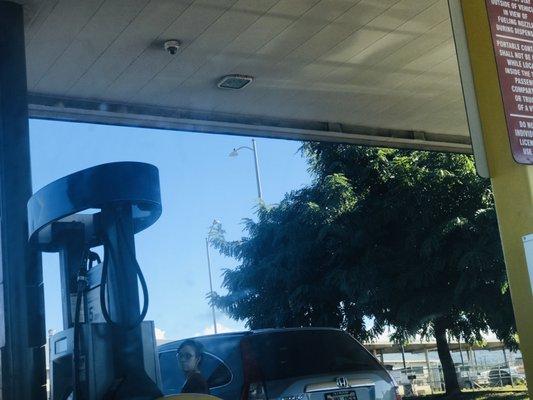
[488,369,512,386]
[158,328,399,400]
[486,368,526,386]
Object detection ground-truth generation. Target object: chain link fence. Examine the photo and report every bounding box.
[389,363,527,396]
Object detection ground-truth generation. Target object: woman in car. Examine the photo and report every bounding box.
[177,339,210,394]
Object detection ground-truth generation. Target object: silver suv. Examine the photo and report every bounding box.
[158,328,398,400]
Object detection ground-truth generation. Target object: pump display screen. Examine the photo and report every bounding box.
[54,337,68,355]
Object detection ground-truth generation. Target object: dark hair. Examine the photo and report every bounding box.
[178,339,204,359]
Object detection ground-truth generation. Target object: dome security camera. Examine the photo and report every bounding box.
[164,40,180,55]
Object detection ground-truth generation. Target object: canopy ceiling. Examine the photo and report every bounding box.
[18,0,470,152]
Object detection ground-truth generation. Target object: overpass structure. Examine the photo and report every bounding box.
[0,0,531,398]
[366,341,508,356]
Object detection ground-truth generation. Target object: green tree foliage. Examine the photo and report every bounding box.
[210,143,517,395]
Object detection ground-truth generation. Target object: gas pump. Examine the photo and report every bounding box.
[27,162,164,400]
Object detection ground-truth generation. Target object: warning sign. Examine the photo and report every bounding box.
[486,0,533,164]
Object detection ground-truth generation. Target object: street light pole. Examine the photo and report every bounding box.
[229,139,263,201]
[251,139,263,200]
[205,236,217,334]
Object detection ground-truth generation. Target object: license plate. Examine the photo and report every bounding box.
[324,390,357,400]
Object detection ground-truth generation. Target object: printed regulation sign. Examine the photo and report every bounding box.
[486,0,533,164]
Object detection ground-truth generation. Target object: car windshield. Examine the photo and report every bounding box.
[249,330,382,381]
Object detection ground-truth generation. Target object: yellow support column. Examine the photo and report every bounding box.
[458,0,533,393]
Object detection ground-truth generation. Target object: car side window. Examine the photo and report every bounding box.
[206,357,232,388]
[159,350,232,394]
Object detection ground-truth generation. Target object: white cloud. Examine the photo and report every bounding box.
[155,327,167,340]
[195,323,237,337]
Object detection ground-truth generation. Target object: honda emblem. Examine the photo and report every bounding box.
[336,377,349,388]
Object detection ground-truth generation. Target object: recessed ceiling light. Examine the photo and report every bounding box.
[217,74,254,90]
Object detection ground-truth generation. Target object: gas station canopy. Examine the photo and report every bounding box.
[18,0,470,152]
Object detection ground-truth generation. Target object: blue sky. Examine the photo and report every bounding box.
[29,119,312,340]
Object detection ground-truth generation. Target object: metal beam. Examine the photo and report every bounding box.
[0,2,46,399]
[27,94,473,154]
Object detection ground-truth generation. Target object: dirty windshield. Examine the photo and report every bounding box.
[30,120,525,400]
[1,1,529,399]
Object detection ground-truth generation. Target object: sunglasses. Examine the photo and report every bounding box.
[177,352,195,361]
